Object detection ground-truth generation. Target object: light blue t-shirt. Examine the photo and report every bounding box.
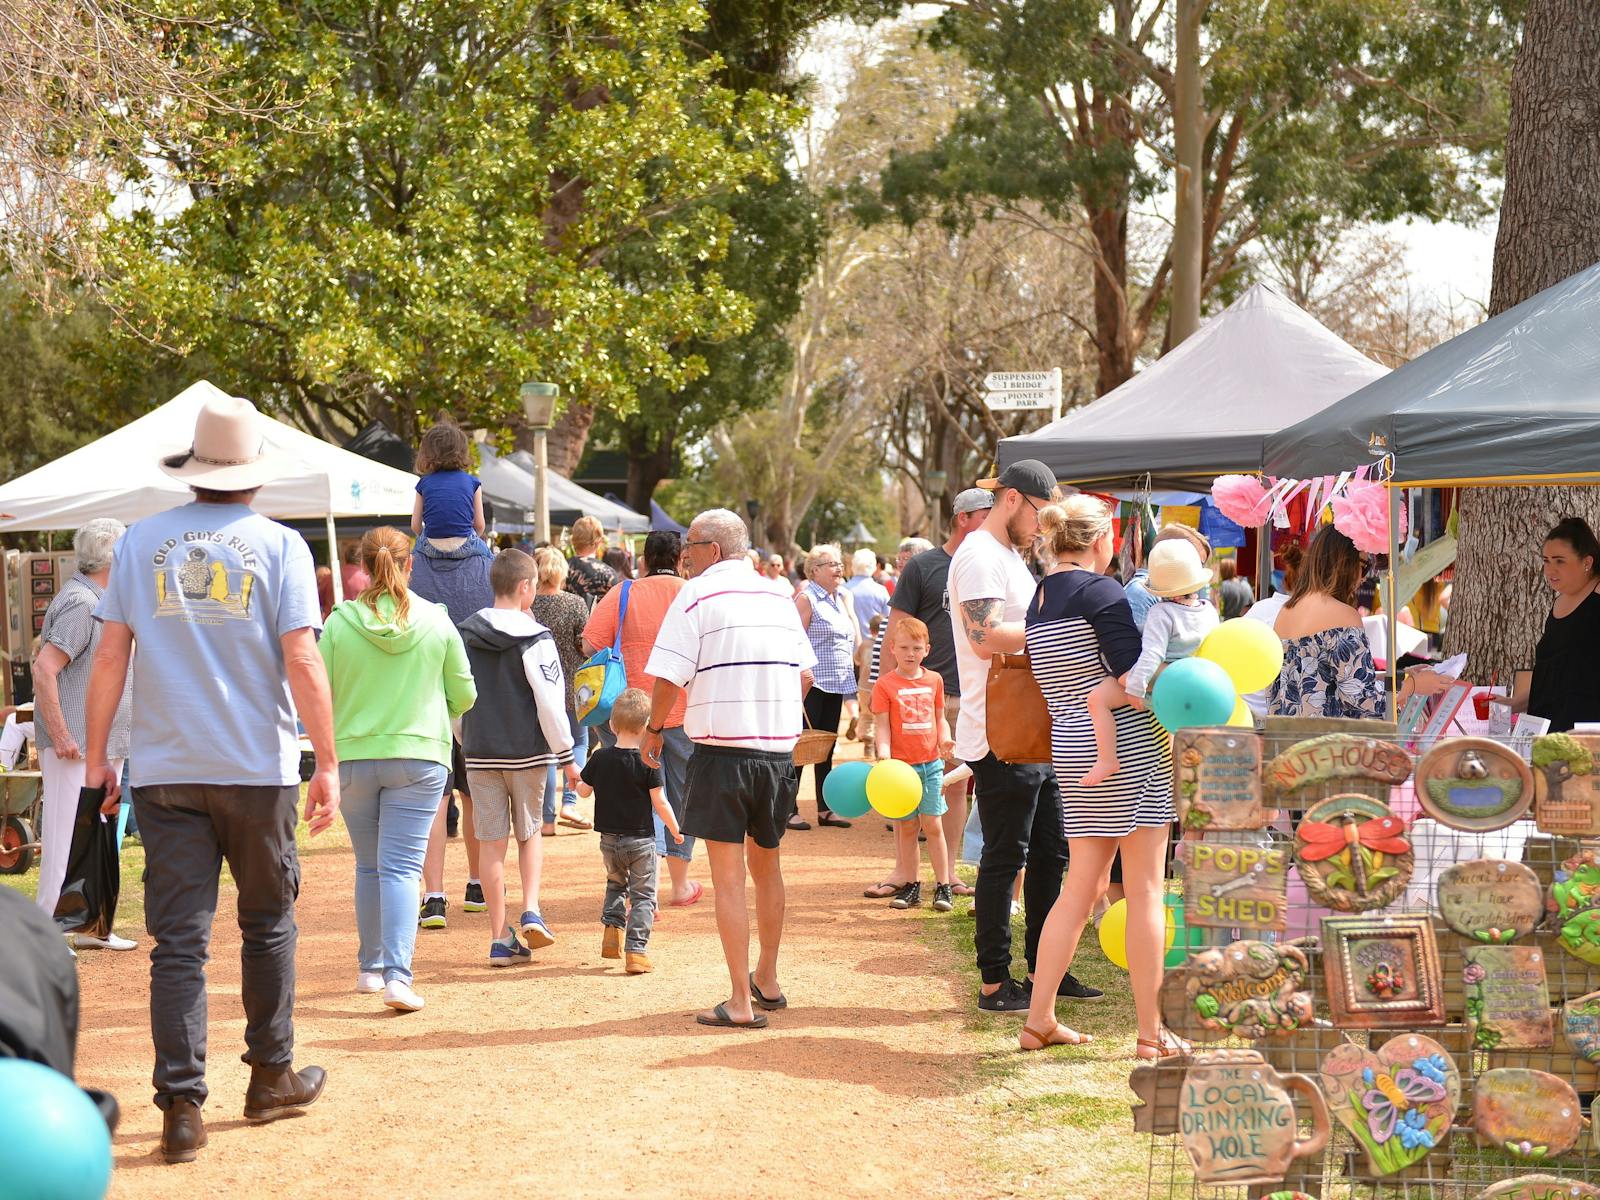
[96,502,321,788]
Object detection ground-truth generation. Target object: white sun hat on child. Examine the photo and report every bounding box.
[1145,539,1212,599]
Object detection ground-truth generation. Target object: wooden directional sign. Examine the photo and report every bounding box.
[982,368,1061,412]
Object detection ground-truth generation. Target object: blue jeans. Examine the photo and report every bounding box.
[653,726,696,863]
[545,714,589,822]
[339,759,448,984]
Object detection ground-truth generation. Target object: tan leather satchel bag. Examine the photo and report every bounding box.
[985,652,1052,764]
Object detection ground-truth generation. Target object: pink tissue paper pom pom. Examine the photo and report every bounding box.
[1211,474,1272,528]
[1331,482,1406,555]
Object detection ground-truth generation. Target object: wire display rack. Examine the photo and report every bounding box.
[1143,715,1600,1200]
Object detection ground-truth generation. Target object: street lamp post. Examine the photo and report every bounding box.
[520,382,559,544]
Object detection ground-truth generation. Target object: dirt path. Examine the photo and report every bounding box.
[76,752,994,1200]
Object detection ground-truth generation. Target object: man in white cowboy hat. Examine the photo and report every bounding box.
[83,392,340,1164]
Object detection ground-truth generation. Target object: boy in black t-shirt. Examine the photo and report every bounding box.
[577,688,682,974]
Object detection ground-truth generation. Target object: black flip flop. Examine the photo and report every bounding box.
[696,1002,768,1030]
[750,972,788,1011]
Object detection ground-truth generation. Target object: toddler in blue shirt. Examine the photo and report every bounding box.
[412,420,493,560]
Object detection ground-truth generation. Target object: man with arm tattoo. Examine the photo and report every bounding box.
[947,460,1100,1012]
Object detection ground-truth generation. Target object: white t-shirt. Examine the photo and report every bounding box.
[946,527,1039,761]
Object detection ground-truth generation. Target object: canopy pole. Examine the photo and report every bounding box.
[1255,519,1273,598]
[1386,482,1399,720]
[326,514,344,604]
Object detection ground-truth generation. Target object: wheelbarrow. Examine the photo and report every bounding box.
[0,770,43,874]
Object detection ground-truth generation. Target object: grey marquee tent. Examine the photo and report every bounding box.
[1262,261,1600,486]
[998,284,1387,489]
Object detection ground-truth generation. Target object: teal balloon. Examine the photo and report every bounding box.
[1150,657,1237,734]
[1165,894,1204,968]
[0,1060,112,1199]
[822,760,873,818]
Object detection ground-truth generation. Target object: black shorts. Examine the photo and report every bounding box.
[446,739,470,799]
[681,745,799,850]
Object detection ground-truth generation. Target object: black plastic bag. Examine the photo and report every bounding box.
[51,786,119,940]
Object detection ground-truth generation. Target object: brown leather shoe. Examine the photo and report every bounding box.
[625,951,653,974]
[161,1099,207,1164]
[601,925,623,959]
[242,1063,327,1123]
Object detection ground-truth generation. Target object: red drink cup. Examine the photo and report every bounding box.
[1472,692,1493,721]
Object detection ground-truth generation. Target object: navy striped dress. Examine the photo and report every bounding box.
[1026,570,1173,838]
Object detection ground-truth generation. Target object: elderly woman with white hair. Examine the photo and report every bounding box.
[33,518,136,947]
[793,543,861,829]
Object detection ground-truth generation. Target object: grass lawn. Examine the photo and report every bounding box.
[923,871,1178,1200]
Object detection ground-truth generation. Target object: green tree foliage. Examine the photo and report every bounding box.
[870,0,1520,395]
[101,0,795,442]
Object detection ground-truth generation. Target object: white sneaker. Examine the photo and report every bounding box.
[382,979,425,1012]
[356,971,384,994]
[71,932,137,951]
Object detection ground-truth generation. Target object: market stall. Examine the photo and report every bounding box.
[479,445,650,534]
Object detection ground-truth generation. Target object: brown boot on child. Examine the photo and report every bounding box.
[625,951,652,974]
[602,926,623,959]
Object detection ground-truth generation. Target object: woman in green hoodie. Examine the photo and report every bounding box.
[320,526,477,1012]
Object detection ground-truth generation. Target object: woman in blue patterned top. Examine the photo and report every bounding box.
[1021,496,1179,1058]
[794,543,861,829]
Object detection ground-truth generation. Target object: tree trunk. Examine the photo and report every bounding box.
[1086,204,1135,395]
[624,427,674,515]
[1167,0,1206,348]
[1446,0,1600,680]
[542,401,596,479]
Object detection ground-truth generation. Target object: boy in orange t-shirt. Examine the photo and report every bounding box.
[871,617,956,912]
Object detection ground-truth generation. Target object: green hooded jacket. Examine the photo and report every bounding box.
[319,590,477,767]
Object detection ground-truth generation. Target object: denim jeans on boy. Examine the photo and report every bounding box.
[545,714,589,823]
[339,759,448,984]
[652,725,696,863]
[600,833,658,953]
[133,782,301,1109]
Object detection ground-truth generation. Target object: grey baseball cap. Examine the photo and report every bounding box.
[977,459,1058,499]
[952,487,996,515]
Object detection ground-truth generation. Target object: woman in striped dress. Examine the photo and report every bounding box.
[1018,497,1181,1058]
[793,543,861,829]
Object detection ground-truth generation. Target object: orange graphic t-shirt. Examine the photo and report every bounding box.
[870,668,945,765]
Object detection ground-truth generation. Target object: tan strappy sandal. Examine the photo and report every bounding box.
[1134,1029,1190,1059]
[1019,1022,1093,1051]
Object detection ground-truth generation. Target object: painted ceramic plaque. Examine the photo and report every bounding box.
[1416,737,1534,832]
[1547,848,1600,966]
[1479,1178,1600,1200]
[1175,728,1265,831]
[1437,858,1543,943]
[1561,990,1600,1064]
[1294,795,1412,912]
[1264,733,1411,802]
[1178,1053,1330,1185]
[1473,1068,1582,1159]
[1533,733,1600,835]
[1160,941,1316,1044]
[1322,915,1446,1028]
[1461,945,1552,1050]
[1182,838,1288,931]
[1319,1033,1459,1176]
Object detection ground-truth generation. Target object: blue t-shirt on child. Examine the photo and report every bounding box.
[417,469,481,540]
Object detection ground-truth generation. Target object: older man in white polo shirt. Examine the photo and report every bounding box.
[641,509,815,1030]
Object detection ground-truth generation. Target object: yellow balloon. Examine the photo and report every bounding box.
[865,759,923,819]
[1227,697,1254,727]
[1098,898,1129,970]
[1198,618,1285,694]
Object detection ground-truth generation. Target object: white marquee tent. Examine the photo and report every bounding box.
[0,380,417,531]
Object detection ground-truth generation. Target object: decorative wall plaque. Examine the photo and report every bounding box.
[1182,838,1288,931]
[1322,915,1446,1028]
[1174,728,1265,831]
[1437,858,1544,943]
[1265,733,1411,802]
[1533,733,1600,836]
[1160,941,1316,1044]
[1461,945,1552,1050]
[1294,794,1412,912]
[1416,737,1534,831]
[1547,849,1600,966]
[1561,990,1600,1064]
[1473,1068,1582,1159]
[1479,1177,1600,1200]
[1178,1053,1330,1186]
[1319,1034,1459,1176]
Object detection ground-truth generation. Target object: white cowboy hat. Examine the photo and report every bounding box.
[159,394,290,491]
[1145,538,1212,598]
